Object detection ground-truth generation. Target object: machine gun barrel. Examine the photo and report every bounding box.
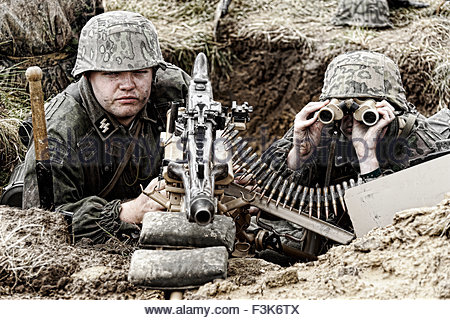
[169,53,228,225]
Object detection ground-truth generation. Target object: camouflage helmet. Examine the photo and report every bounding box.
[320,51,408,110]
[72,11,164,77]
[332,0,393,28]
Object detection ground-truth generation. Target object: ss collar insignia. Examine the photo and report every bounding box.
[95,115,114,137]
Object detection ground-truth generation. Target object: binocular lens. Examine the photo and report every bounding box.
[318,109,334,124]
[362,110,379,126]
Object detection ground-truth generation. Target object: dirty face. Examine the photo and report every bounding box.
[88,68,153,126]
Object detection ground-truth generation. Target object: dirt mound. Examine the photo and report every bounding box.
[188,195,450,299]
[0,206,162,299]
[1,194,448,299]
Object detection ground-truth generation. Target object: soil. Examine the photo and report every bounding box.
[190,196,450,299]
[0,206,163,300]
[0,193,448,300]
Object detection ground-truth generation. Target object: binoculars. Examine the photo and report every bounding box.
[317,98,379,126]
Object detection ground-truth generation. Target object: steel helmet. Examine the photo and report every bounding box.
[332,0,393,28]
[72,11,164,77]
[320,51,408,111]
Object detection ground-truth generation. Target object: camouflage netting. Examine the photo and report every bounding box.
[105,0,449,150]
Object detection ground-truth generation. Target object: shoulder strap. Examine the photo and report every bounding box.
[98,120,143,199]
[399,113,418,139]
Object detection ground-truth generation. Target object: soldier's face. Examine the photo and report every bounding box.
[88,68,153,126]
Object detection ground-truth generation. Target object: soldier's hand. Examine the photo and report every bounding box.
[292,100,328,157]
[120,178,167,223]
[287,100,328,170]
[351,100,395,174]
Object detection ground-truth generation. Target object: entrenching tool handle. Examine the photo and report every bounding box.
[26,67,48,162]
[26,66,54,210]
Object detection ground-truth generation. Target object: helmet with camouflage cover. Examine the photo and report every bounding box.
[72,11,164,77]
[332,0,393,28]
[320,51,408,111]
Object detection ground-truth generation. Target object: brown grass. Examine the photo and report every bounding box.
[0,63,28,188]
[0,216,48,287]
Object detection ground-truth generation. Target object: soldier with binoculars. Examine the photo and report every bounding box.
[291,96,397,176]
[264,50,443,192]
[252,51,444,259]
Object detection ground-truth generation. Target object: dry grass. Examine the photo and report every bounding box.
[106,0,222,73]
[104,0,314,74]
[395,19,449,110]
[0,63,29,187]
[0,216,48,287]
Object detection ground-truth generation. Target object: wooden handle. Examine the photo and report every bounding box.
[26,66,49,161]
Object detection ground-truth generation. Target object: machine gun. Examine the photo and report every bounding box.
[164,52,230,225]
[142,52,353,263]
[148,52,252,225]
[129,52,253,289]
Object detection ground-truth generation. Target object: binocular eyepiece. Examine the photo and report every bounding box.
[317,99,344,125]
[317,98,379,126]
